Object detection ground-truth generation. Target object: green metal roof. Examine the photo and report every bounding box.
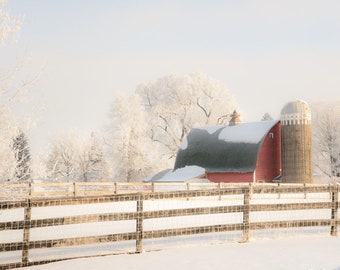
[174,120,279,173]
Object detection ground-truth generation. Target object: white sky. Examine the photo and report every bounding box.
[3,0,340,154]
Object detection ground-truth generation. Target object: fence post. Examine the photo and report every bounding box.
[29,182,33,198]
[186,183,190,200]
[22,198,32,266]
[330,184,339,236]
[114,182,118,195]
[218,182,222,201]
[136,193,144,253]
[73,182,77,197]
[241,185,251,242]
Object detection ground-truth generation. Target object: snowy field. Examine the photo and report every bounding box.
[17,236,340,270]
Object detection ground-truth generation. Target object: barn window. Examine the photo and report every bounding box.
[269,133,274,139]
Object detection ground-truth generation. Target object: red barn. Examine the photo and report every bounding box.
[174,120,281,183]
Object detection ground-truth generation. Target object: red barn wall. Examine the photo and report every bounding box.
[207,172,254,183]
[255,123,281,182]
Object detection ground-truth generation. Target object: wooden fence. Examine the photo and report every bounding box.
[0,182,225,200]
[0,184,339,270]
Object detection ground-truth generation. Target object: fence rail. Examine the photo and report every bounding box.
[1,181,337,200]
[0,182,249,200]
[0,184,339,269]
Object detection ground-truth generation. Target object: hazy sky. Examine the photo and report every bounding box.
[3,0,340,154]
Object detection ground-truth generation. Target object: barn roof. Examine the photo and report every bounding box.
[144,166,207,183]
[174,120,280,173]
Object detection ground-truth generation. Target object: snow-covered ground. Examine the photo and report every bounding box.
[1,191,339,269]
[17,235,340,270]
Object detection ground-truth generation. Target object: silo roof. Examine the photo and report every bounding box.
[281,99,310,115]
[174,120,280,173]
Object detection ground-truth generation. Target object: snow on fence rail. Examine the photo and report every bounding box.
[1,181,336,200]
[0,184,339,270]
[0,182,225,200]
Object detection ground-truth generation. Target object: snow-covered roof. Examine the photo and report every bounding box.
[280,100,311,125]
[145,166,206,183]
[281,99,311,116]
[143,169,172,182]
[175,120,280,173]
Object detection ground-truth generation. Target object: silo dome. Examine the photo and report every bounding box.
[280,99,311,125]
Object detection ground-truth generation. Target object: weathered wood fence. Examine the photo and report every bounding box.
[0,182,224,200]
[0,184,339,270]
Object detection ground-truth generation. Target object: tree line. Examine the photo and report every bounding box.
[42,73,240,182]
[2,74,339,184]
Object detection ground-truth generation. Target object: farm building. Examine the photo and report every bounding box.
[281,99,312,183]
[173,100,312,184]
[174,120,281,183]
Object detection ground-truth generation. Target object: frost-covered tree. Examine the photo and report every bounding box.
[312,101,340,182]
[136,73,241,166]
[106,73,241,180]
[1,2,43,183]
[12,129,31,182]
[0,2,24,182]
[0,110,17,182]
[1,0,25,109]
[262,112,273,121]
[47,131,109,182]
[78,132,109,182]
[0,0,21,45]
[107,93,152,182]
[47,132,78,181]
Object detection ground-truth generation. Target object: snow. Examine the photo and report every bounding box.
[150,165,206,182]
[2,188,339,269]
[218,120,279,144]
[179,137,188,150]
[143,169,172,182]
[17,236,340,270]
